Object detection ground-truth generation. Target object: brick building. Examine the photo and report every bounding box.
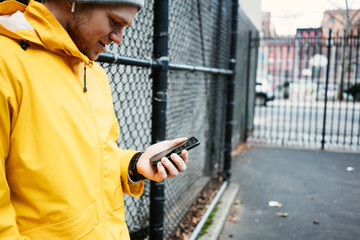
[321,9,360,37]
[294,28,323,79]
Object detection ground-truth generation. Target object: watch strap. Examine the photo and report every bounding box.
[128,152,146,181]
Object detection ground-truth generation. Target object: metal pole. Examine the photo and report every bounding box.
[243,31,252,142]
[150,0,169,239]
[321,29,332,149]
[223,0,238,180]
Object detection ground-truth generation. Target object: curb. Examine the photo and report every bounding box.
[198,182,239,240]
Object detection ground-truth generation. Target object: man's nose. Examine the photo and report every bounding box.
[109,30,123,45]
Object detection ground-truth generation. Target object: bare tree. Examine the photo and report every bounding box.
[326,0,360,100]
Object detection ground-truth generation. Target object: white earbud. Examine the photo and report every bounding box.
[71,2,76,12]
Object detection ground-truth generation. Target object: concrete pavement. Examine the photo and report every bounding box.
[210,146,360,240]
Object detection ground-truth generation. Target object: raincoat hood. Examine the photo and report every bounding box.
[0,0,92,66]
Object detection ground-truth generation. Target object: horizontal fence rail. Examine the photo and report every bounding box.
[98,52,234,75]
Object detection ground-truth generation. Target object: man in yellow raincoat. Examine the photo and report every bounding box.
[0,0,189,239]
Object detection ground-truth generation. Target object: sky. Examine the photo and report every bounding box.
[261,0,360,36]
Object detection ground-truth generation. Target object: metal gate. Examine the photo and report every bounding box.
[248,31,360,152]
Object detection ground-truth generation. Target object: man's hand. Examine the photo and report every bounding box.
[136,138,189,182]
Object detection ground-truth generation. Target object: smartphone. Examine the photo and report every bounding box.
[150,137,200,167]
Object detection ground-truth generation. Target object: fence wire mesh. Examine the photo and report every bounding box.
[98,0,234,239]
[164,1,232,238]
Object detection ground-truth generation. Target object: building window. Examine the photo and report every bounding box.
[268,57,274,64]
[285,70,291,78]
[287,57,291,64]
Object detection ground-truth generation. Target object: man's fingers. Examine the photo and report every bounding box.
[169,153,187,172]
[181,150,189,164]
[156,162,168,180]
[161,157,179,177]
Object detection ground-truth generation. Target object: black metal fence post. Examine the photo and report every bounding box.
[244,31,252,142]
[150,0,169,239]
[223,0,239,180]
[321,29,332,149]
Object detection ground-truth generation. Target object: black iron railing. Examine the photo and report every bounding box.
[250,31,360,152]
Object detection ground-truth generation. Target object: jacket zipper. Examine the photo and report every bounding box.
[83,66,87,92]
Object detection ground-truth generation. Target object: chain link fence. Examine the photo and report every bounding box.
[164,1,232,238]
[96,1,257,239]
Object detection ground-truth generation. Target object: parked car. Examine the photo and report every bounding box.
[255,78,274,106]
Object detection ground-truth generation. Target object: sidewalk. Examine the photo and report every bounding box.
[216,146,360,240]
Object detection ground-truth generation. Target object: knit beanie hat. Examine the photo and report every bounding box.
[68,0,144,10]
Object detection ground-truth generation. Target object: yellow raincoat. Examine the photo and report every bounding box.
[0,0,144,239]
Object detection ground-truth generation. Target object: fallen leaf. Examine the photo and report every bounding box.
[277,212,289,217]
[228,216,237,222]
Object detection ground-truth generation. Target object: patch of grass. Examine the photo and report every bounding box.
[196,205,219,238]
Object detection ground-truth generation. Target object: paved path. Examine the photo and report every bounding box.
[219,146,360,240]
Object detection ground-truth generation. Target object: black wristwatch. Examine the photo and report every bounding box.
[128,152,146,181]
